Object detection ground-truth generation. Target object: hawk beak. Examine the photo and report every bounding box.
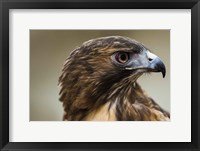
[125,51,166,78]
[146,51,166,78]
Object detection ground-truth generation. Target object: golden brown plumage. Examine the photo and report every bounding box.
[59,36,170,121]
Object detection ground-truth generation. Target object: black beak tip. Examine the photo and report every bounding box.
[162,68,166,78]
[158,62,166,78]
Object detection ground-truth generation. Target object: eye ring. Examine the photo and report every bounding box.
[115,52,129,64]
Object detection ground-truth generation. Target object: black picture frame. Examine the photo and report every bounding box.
[0,0,200,151]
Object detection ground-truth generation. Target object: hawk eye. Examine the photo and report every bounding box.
[115,52,129,64]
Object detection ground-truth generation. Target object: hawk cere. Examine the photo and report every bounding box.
[59,36,170,121]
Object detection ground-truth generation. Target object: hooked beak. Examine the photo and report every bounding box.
[125,51,166,78]
[146,51,166,78]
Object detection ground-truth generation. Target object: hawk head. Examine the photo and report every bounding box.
[59,36,167,121]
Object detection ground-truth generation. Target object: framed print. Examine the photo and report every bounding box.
[0,0,200,151]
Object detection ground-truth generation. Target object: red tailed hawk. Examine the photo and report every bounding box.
[59,36,170,121]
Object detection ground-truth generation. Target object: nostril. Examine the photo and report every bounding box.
[148,58,153,62]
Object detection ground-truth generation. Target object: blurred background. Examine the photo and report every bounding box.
[30,30,170,121]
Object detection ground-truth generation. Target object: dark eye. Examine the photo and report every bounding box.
[115,52,129,64]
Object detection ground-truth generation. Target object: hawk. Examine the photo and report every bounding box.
[59,36,170,121]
